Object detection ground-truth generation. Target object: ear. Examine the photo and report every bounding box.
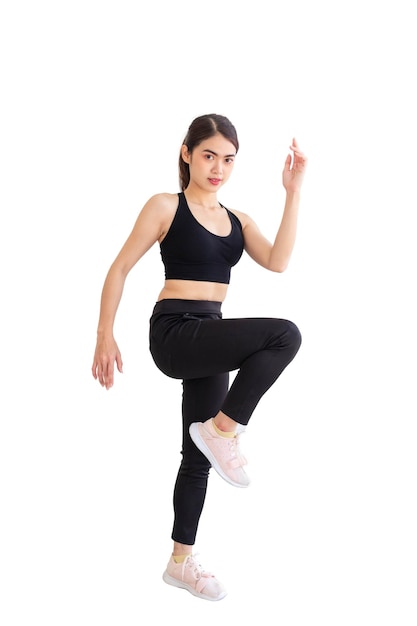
[181,144,191,164]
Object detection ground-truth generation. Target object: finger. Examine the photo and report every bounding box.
[93,361,106,385]
[104,361,115,389]
[290,138,306,157]
[292,149,307,162]
[116,353,123,374]
[97,365,106,387]
[98,357,110,387]
[291,145,305,157]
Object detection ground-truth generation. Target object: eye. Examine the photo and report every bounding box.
[205,154,214,160]
[225,158,234,164]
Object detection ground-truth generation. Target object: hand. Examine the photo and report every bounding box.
[92,335,123,390]
[282,138,308,193]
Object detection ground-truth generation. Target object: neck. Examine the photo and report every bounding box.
[184,184,219,209]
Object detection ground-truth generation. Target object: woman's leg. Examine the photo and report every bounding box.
[150,303,302,535]
[219,317,302,424]
[156,316,302,426]
[172,372,229,548]
[166,316,302,489]
[165,373,229,601]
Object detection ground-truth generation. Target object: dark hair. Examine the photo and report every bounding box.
[179,114,239,191]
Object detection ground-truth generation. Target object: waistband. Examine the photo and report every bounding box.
[152,299,222,316]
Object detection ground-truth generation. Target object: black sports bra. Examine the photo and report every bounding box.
[160,192,244,284]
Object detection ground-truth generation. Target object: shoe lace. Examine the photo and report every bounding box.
[228,434,247,467]
[183,553,214,581]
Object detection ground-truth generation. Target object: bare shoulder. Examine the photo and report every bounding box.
[227,207,254,229]
[138,192,180,240]
[143,192,179,214]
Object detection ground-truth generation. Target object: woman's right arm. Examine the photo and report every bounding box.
[92,193,175,389]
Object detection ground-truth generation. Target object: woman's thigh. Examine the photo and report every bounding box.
[151,315,299,380]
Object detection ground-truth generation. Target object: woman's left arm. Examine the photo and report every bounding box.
[239,138,308,272]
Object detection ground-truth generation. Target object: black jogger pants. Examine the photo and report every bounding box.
[149,299,302,545]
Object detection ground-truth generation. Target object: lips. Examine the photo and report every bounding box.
[208,178,221,185]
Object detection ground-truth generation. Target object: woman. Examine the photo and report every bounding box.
[92,113,307,601]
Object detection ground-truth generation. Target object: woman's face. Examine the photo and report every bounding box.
[182,133,236,192]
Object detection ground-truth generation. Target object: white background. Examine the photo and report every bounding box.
[1,1,416,624]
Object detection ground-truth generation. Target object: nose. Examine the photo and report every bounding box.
[212,158,223,175]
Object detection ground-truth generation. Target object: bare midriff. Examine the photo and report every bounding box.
[157,279,229,303]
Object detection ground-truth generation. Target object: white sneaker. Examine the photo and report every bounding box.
[189,418,250,488]
[163,554,227,601]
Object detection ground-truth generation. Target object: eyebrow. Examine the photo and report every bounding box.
[202,149,236,158]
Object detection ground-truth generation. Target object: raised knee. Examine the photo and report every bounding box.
[270,319,302,355]
[285,320,302,350]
